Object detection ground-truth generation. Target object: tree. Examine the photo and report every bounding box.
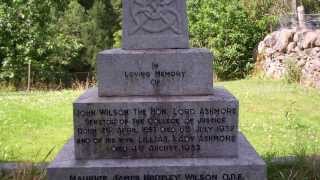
[0,0,121,87]
[78,0,95,10]
[0,0,81,86]
[81,0,120,67]
[300,0,320,13]
[188,0,265,80]
[72,0,121,69]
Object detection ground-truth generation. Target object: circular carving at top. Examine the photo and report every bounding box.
[129,0,181,35]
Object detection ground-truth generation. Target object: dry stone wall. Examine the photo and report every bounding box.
[258,27,320,89]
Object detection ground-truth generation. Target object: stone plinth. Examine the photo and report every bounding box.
[97,48,213,97]
[47,134,266,180]
[74,88,239,160]
[122,0,189,49]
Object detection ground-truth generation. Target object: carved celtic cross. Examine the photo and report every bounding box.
[122,0,189,50]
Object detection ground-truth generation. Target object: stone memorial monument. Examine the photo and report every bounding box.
[48,0,267,179]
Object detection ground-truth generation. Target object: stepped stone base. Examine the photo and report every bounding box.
[47,133,266,180]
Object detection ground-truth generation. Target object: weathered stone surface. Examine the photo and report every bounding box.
[48,0,267,179]
[48,133,266,180]
[122,0,189,49]
[302,59,320,88]
[73,87,239,160]
[274,29,295,53]
[257,27,320,89]
[97,48,213,96]
[287,42,297,53]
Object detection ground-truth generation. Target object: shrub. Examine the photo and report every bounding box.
[0,0,81,86]
[301,0,320,14]
[284,58,302,84]
[188,0,267,80]
[0,0,121,87]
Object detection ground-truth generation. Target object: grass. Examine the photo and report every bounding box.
[0,79,319,160]
[0,163,47,180]
[0,90,82,162]
[266,153,320,179]
[0,79,319,179]
[217,78,320,157]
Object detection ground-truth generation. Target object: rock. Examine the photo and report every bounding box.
[257,27,320,89]
[274,29,295,53]
[258,41,266,54]
[277,55,285,63]
[294,46,302,52]
[311,59,320,67]
[287,42,297,53]
[302,31,319,49]
[301,59,320,88]
[263,56,287,79]
[315,31,320,47]
[265,48,275,56]
[315,39,320,47]
[293,32,299,42]
[297,60,306,67]
[295,28,311,49]
[264,33,278,48]
[311,47,320,55]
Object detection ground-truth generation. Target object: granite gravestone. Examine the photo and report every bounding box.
[48,0,267,179]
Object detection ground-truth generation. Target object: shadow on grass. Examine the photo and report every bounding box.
[264,151,320,180]
[0,163,47,180]
[0,147,54,180]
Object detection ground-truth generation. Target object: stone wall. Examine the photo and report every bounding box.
[257,27,320,89]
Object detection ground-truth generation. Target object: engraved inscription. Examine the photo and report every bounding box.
[69,173,244,180]
[130,0,181,35]
[75,102,238,158]
[123,62,186,88]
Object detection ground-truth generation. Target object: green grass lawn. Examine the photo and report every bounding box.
[0,90,82,162]
[218,79,320,157]
[0,79,319,163]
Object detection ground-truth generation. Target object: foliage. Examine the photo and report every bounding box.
[240,0,287,33]
[300,0,320,14]
[266,152,320,180]
[0,0,295,84]
[78,0,95,10]
[0,0,81,86]
[188,0,266,80]
[0,0,121,87]
[241,0,290,17]
[0,164,46,180]
[77,0,120,68]
[284,58,302,84]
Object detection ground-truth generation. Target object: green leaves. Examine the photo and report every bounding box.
[188,0,274,80]
[0,0,121,87]
[0,0,285,84]
[0,1,56,84]
[301,0,320,14]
